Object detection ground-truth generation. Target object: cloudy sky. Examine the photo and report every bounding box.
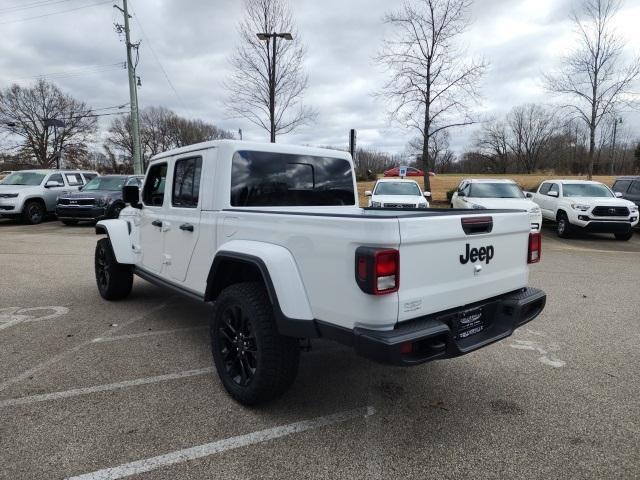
[0,0,639,157]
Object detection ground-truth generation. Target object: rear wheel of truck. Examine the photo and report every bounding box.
[614,232,633,241]
[556,212,572,238]
[94,238,133,300]
[210,282,300,406]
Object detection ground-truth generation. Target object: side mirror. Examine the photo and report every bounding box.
[457,191,466,197]
[548,191,559,198]
[614,191,623,198]
[364,191,372,197]
[525,192,533,199]
[423,191,431,198]
[45,180,63,188]
[122,185,142,209]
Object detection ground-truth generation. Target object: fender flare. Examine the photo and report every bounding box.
[95,219,137,264]
[207,240,317,338]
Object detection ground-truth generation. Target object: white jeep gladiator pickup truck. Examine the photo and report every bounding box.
[94,140,546,405]
[529,179,639,240]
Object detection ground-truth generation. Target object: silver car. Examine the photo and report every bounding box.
[0,169,98,224]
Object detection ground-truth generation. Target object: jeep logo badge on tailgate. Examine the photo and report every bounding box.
[460,243,494,265]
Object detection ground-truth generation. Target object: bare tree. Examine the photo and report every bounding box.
[506,104,557,174]
[376,0,486,191]
[476,119,510,173]
[0,79,96,167]
[545,0,640,179]
[408,129,455,173]
[225,0,315,142]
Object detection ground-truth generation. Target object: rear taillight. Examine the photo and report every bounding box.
[528,232,541,264]
[355,247,399,295]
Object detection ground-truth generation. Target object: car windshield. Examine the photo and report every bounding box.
[375,182,421,196]
[0,171,46,186]
[563,183,613,198]
[83,176,126,191]
[469,183,524,198]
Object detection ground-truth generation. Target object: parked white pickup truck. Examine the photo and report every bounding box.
[94,140,546,405]
[529,179,638,240]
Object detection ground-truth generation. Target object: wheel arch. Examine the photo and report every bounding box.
[94,219,136,264]
[206,241,316,338]
[556,209,568,221]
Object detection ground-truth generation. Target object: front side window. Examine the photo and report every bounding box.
[469,183,524,199]
[612,180,631,193]
[538,183,551,195]
[1,172,46,186]
[563,183,613,198]
[231,151,355,207]
[48,173,64,186]
[375,182,421,196]
[548,183,559,196]
[628,181,640,195]
[142,163,168,206]
[64,173,83,186]
[83,173,97,182]
[172,157,202,208]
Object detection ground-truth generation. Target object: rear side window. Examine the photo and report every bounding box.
[64,173,82,186]
[230,151,355,207]
[538,183,551,195]
[142,163,168,206]
[172,157,202,208]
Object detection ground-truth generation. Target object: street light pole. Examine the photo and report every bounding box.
[44,118,65,169]
[257,32,293,143]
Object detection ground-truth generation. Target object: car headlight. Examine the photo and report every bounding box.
[371,201,382,208]
[529,206,541,214]
[0,193,19,198]
[96,197,111,207]
[630,205,639,213]
[571,203,590,212]
[418,203,428,209]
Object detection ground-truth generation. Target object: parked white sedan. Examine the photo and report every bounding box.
[451,179,542,231]
[365,178,430,209]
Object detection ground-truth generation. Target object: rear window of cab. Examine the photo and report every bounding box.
[230,150,355,207]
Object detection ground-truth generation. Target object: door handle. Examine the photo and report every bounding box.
[180,223,194,232]
[151,220,163,228]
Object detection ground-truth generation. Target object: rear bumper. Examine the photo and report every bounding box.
[319,287,546,366]
[56,206,107,221]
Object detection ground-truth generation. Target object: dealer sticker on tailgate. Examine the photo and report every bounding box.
[455,307,485,340]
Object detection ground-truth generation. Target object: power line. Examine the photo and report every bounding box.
[0,0,78,15]
[128,0,186,109]
[0,0,111,25]
[12,62,126,82]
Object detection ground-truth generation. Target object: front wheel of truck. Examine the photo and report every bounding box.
[95,238,133,300]
[211,282,300,406]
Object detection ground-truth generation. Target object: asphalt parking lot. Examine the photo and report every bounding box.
[1,219,639,480]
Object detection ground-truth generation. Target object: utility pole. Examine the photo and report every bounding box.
[114,0,143,175]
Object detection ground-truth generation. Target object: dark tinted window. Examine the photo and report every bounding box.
[172,157,202,208]
[629,181,640,195]
[142,163,167,206]
[538,183,551,195]
[612,180,631,193]
[83,173,97,182]
[231,151,355,207]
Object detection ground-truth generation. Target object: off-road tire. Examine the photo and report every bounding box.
[61,219,78,226]
[210,282,300,406]
[22,200,45,225]
[109,203,124,219]
[614,232,633,241]
[556,212,572,238]
[94,238,133,300]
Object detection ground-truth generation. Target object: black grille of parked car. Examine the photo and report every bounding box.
[58,198,95,206]
[592,206,629,217]
[384,203,416,208]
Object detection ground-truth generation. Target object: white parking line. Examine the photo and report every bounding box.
[0,301,172,393]
[0,306,70,332]
[91,326,208,343]
[0,368,214,409]
[66,405,376,480]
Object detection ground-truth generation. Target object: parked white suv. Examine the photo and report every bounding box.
[94,140,545,405]
[0,169,98,224]
[530,180,638,240]
[365,178,430,208]
[451,179,542,231]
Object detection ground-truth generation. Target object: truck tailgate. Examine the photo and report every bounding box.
[397,211,531,322]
